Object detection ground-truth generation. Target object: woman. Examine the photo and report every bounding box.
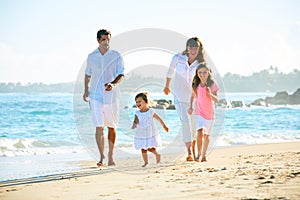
[163,37,205,161]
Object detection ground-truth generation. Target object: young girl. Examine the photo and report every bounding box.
[188,63,219,162]
[132,92,169,167]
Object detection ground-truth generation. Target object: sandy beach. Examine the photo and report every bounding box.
[1,141,299,200]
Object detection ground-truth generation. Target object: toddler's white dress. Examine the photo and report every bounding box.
[134,108,162,149]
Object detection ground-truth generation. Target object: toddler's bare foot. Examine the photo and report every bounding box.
[156,154,161,164]
[108,160,116,166]
[142,162,148,167]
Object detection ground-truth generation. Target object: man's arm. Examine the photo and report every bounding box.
[105,74,124,91]
[83,74,91,102]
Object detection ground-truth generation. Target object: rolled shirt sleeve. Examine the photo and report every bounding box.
[166,54,181,78]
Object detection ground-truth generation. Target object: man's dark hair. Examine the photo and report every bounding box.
[97,29,111,39]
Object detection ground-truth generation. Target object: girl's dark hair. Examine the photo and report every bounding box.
[97,29,111,39]
[135,92,149,103]
[182,37,205,63]
[192,63,215,94]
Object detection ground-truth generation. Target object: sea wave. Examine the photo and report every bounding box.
[216,131,300,147]
[0,138,84,157]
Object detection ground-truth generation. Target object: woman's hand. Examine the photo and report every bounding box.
[163,87,170,95]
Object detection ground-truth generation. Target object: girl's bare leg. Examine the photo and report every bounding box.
[201,134,209,162]
[141,149,148,167]
[192,140,196,160]
[196,129,204,161]
[148,148,161,164]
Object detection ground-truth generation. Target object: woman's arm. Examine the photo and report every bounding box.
[163,77,172,95]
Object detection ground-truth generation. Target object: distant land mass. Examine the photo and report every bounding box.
[1,66,299,93]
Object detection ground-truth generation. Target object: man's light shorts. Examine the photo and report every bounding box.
[196,115,213,135]
[89,99,119,128]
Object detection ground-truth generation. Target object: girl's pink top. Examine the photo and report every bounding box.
[194,83,219,120]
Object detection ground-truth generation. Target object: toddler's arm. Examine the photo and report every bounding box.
[131,115,139,129]
[153,113,169,132]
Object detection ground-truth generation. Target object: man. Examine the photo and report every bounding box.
[83,29,124,166]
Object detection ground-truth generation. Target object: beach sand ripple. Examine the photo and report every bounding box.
[1,142,299,200]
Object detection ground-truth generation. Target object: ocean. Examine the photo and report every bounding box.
[0,92,300,181]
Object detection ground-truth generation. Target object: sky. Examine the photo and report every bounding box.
[0,0,299,83]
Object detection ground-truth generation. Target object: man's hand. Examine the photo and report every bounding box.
[104,83,114,91]
[83,90,89,102]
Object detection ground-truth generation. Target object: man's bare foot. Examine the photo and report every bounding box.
[97,156,105,167]
[108,160,116,166]
[156,154,161,164]
[201,156,207,162]
[142,162,148,167]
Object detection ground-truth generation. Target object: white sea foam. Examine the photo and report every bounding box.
[0,138,85,157]
[215,131,300,147]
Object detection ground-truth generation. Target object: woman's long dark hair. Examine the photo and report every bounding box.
[192,63,215,94]
[182,37,205,63]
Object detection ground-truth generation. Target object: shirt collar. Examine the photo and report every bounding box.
[93,48,111,56]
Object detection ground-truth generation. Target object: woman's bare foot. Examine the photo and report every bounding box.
[186,155,193,161]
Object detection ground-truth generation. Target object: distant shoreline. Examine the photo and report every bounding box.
[1,66,299,93]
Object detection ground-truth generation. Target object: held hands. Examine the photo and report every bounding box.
[188,107,193,115]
